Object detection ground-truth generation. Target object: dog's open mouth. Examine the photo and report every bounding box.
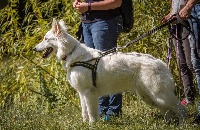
[42,47,53,58]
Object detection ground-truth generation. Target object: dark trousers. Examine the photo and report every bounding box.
[173,24,196,101]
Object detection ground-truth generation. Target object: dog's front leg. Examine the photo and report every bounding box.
[78,92,89,122]
[83,88,99,123]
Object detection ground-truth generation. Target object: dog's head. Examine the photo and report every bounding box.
[33,18,69,60]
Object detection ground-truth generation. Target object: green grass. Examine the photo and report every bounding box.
[0,94,200,130]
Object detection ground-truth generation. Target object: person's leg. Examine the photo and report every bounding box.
[90,18,122,51]
[173,24,195,104]
[188,4,200,123]
[106,94,122,116]
[98,96,109,116]
[82,23,95,48]
[189,5,200,93]
[181,26,196,101]
[89,16,123,117]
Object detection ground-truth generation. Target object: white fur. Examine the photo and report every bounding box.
[34,18,188,125]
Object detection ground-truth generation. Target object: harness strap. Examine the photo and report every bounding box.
[70,58,101,87]
[69,49,118,87]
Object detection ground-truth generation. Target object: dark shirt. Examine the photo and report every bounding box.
[82,0,121,23]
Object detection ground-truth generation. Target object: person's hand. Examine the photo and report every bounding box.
[178,5,192,20]
[73,1,88,13]
[73,0,80,8]
[162,12,171,23]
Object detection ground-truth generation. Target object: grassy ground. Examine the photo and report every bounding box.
[0,94,199,130]
[0,1,199,129]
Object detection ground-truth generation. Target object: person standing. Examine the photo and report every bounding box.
[163,0,200,123]
[163,0,197,106]
[172,23,196,106]
[182,0,200,123]
[73,0,123,120]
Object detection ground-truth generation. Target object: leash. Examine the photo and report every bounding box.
[100,15,178,56]
[123,17,176,48]
[166,14,196,68]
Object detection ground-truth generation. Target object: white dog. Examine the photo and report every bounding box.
[33,18,187,125]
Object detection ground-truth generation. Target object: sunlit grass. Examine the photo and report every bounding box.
[0,95,200,130]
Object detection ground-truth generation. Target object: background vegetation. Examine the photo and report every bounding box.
[0,0,199,129]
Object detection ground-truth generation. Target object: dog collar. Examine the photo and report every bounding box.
[62,46,77,61]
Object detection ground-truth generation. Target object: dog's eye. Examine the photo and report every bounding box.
[44,37,48,41]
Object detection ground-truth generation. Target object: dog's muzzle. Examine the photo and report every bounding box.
[33,47,53,58]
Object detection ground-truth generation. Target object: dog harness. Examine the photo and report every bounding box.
[70,58,100,87]
[70,48,117,87]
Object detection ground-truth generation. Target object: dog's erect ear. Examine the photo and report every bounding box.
[58,19,68,31]
[52,18,57,32]
[52,18,62,36]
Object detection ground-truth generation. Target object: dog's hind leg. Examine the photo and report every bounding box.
[136,88,187,125]
[78,92,89,122]
[150,94,188,125]
[135,91,175,123]
[83,88,99,123]
[157,102,187,125]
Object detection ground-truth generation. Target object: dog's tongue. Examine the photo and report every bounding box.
[42,47,53,58]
